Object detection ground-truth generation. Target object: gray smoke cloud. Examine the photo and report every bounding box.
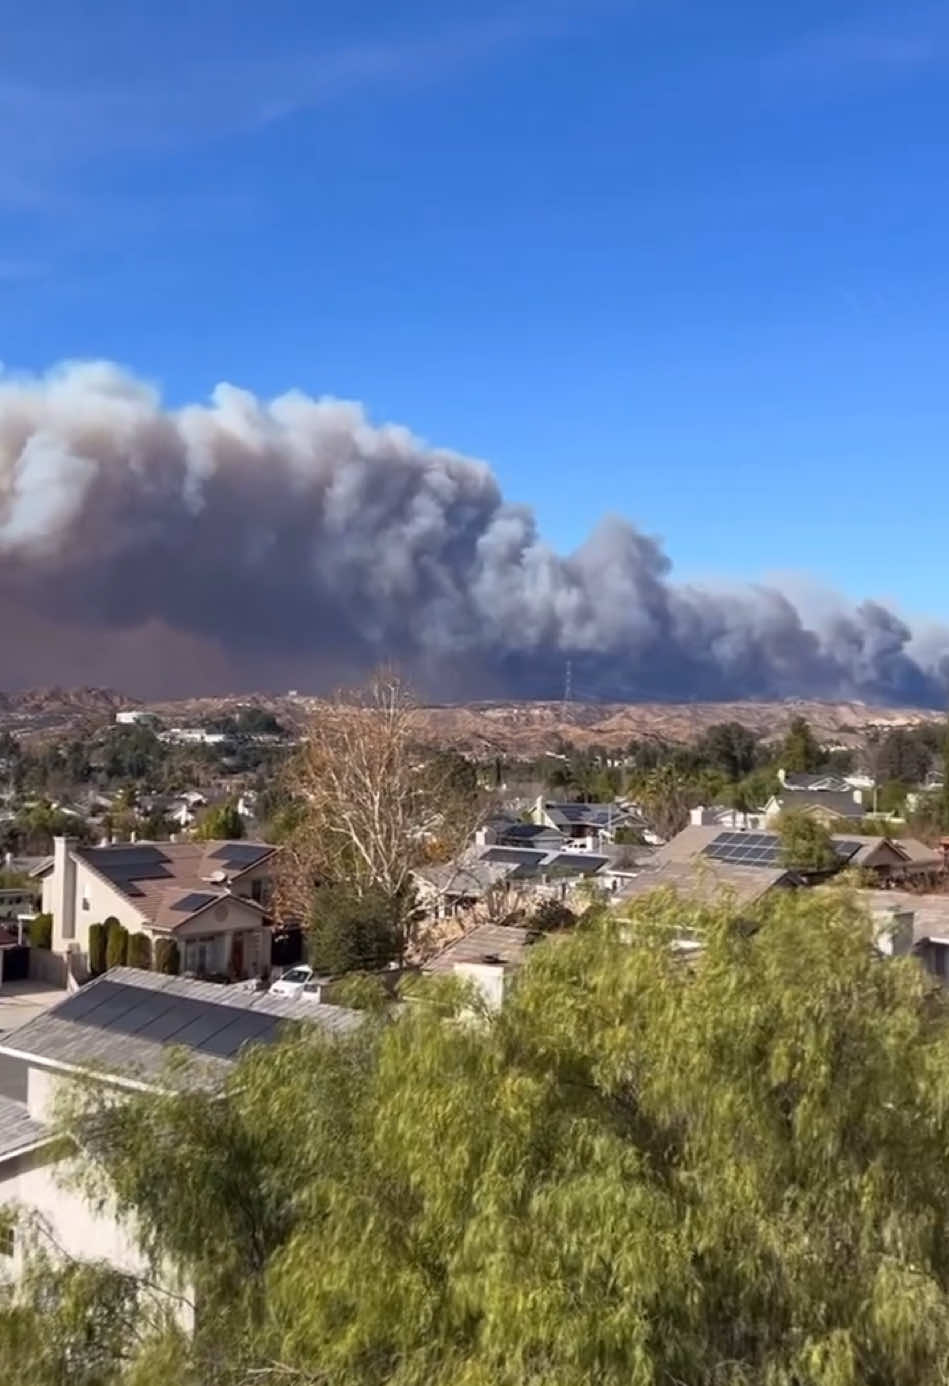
[0,360,946,704]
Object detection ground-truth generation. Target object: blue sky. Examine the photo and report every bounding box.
[3,0,948,618]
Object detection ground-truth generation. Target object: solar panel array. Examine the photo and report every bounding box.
[482,846,546,867]
[208,843,270,866]
[54,980,283,1060]
[702,832,862,868]
[170,891,218,914]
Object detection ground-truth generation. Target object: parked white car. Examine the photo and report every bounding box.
[268,965,314,999]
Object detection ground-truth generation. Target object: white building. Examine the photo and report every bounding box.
[32,837,280,981]
[159,729,228,746]
[0,968,358,1294]
[115,710,160,727]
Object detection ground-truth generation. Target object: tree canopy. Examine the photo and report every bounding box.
[776,809,840,871]
[194,801,244,842]
[779,716,824,774]
[10,886,949,1384]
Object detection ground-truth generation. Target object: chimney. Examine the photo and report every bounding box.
[52,836,78,949]
[454,960,506,1011]
[533,794,545,824]
[875,908,914,958]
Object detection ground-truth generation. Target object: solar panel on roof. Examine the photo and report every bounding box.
[208,843,268,864]
[703,831,782,867]
[88,847,168,868]
[98,862,172,883]
[171,891,217,913]
[58,982,144,1026]
[197,1012,278,1058]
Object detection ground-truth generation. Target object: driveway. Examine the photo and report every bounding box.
[0,980,69,1036]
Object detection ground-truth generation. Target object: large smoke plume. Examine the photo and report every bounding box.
[0,360,946,704]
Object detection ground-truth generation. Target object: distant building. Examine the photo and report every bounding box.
[114,709,160,727]
[159,728,228,746]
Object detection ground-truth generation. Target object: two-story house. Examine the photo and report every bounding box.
[32,838,281,981]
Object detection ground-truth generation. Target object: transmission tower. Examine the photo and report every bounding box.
[561,659,573,721]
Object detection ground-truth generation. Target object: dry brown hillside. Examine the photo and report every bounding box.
[1,687,943,756]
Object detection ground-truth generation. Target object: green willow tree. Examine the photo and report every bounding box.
[777,808,840,871]
[9,887,949,1384]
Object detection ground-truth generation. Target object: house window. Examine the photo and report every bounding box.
[0,1225,13,1258]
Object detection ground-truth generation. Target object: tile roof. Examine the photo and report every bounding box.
[0,966,360,1087]
[61,840,277,932]
[0,1093,47,1161]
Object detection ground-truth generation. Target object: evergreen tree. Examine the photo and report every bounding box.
[780,716,823,774]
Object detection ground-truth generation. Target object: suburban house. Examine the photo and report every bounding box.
[532,798,646,849]
[858,890,949,984]
[476,819,567,853]
[0,966,357,1288]
[613,823,944,911]
[415,843,609,920]
[31,838,280,981]
[0,883,38,926]
[764,787,866,826]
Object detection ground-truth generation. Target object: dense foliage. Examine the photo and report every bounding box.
[776,810,841,871]
[9,888,949,1383]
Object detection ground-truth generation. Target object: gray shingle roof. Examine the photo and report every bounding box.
[427,923,537,973]
[0,967,360,1087]
[615,860,786,908]
[0,1093,47,1161]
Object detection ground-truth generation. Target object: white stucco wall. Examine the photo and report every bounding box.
[49,859,144,954]
[1,1065,192,1327]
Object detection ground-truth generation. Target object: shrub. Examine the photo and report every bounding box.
[530,898,577,932]
[105,920,129,970]
[88,922,107,976]
[127,933,152,971]
[30,912,52,950]
[154,938,180,976]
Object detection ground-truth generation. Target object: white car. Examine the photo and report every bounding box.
[268,965,314,999]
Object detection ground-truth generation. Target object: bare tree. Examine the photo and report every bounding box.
[277,670,486,959]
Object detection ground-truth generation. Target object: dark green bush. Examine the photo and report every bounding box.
[154,937,180,976]
[105,920,129,970]
[88,922,107,975]
[30,912,53,950]
[127,933,152,971]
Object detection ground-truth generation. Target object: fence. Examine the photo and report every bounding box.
[27,948,69,988]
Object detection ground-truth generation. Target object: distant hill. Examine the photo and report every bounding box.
[0,687,944,756]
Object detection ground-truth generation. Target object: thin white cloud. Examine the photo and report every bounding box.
[767,13,945,84]
[0,4,582,179]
